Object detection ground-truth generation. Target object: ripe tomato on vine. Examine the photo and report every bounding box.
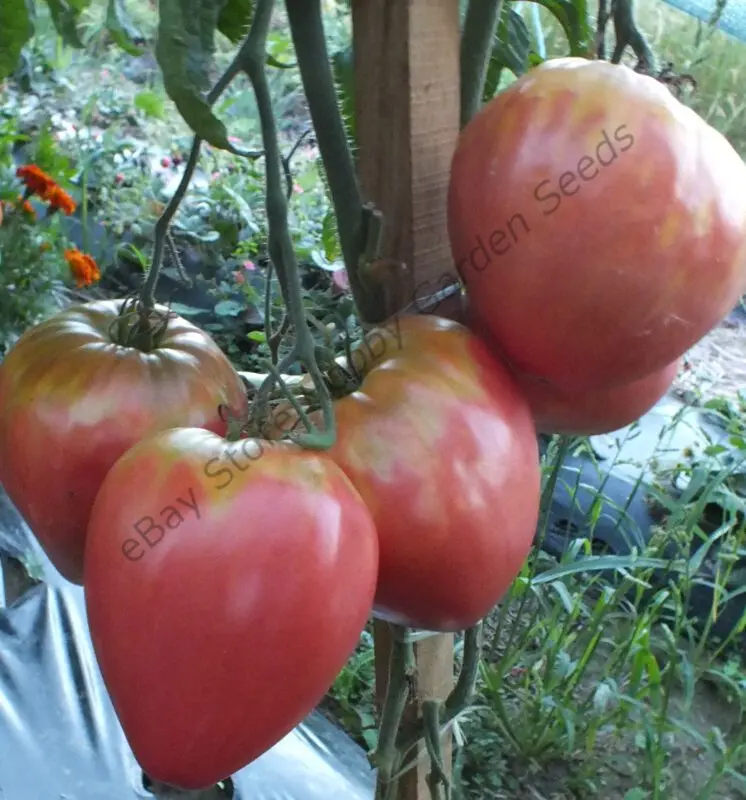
[0,299,248,583]
[449,57,746,398]
[325,315,542,632]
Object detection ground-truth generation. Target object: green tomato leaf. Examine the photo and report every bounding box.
[217,0,252,44]
[105,0,144,56]
[524,0,593,57]
[498,7,531,76]
[43,0,85,49]
[0,0,35,81]
[155,0,240,153]
[483,6,532,101]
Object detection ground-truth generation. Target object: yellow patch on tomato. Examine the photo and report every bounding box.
[691,199,715,239]
[657,212,680,252]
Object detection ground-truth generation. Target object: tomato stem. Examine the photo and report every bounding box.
[139,37,264,312]
[140,139,200,311]
[422,700,450,800]
[372,624,415,799]
[261,360,316,434]
[609,0,655,70]
[460,0,504,128]
[392,625,483,785]
[285,0,389,326]
[241,0,337,451]
[262,260,291,364]
[444,624,482,722]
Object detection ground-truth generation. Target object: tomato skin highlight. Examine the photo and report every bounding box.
[329,316,541,632]
[0,299,248,584]
[448,57,746,393]
[83,428,379,790]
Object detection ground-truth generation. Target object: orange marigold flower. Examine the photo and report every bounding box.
[64,249,101,288]
[46,185,77,215]
[16,164,57,198]
[16,195,36,218]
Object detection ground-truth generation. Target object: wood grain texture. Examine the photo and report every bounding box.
[372,621,455,800]
[352,0,461,310]
[351,2,461,798]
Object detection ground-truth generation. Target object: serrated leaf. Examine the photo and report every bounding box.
[332,45,356,146]
[0,0,35,81]
[217,0,253,44]
[134,89,165,119]
[44,0,85,49]
[106,0,144,56]
[524,0,593,57]
[155,0,239,152]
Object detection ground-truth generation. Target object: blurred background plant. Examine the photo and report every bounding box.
[0,119,100,353]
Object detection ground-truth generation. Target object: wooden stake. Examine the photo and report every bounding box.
[351,2,461,798]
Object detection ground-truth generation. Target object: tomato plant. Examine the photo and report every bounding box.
[327,315,541,632]
[448,57,746,394]
[84,427,378,790]
[0,299,248,584]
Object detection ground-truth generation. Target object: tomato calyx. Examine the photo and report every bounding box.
[636,60,698,99]
[218,402,250,443]
[108,296,172,352]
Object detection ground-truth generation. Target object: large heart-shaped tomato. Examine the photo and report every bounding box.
[327,315,541,632]
[84,428,378,790]
[0,299,248,584]
[448,57,746,393]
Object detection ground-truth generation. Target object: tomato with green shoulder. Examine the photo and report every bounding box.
[0,299,248,584]
[84,428,378,790]
[326,314,542,632]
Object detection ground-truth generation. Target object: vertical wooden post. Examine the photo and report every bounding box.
[351,2,461,798]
